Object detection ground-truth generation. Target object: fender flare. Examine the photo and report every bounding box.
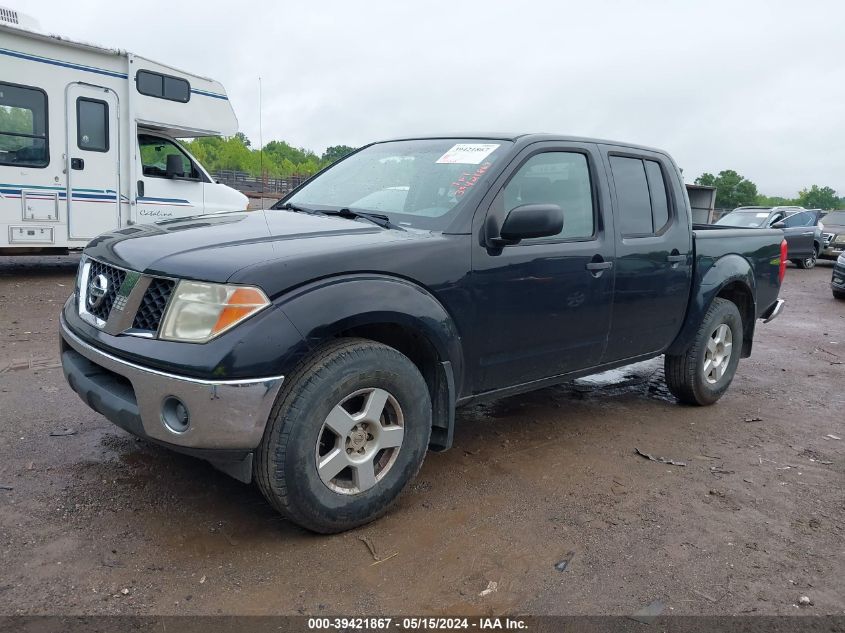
[666,254,757,357]
[275,274,464,450]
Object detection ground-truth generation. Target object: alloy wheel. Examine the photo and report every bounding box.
[703,323,733,384]
[315,388,405,494]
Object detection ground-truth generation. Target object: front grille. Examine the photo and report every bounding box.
[823,232,834,245]
[132,278,176,332]
[86,260,126,321]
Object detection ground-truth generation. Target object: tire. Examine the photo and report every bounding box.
[796,247,818,269]
[664,298,743,406]
[834,289,845,301]
[254,338,432,533]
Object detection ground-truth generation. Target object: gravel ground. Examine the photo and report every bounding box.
[0,256,842,616]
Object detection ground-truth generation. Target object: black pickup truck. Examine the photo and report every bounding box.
[60,134,786,533]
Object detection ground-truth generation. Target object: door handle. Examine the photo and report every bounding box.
[137,180,145,198]
[801,232,813,236]
[70,158,84,170]
[585,261,613,271]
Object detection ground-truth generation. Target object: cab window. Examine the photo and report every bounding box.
[783,212,813,227]
[609,155,672,237]
[139,134,199,179]
[503,152,595,240]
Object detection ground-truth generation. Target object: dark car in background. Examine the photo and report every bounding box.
[819,210,845,261]
[832,252,845,300]
[716,206,823,269]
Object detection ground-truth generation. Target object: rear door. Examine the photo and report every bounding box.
[66,83,120,240]
[470,141,615,392]
[780,211,815,259]
[599,146,693,362]
[135,134,205,222]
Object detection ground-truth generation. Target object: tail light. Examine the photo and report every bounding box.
[779,239,788,283]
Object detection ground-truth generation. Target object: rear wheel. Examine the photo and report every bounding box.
[665,298,743,406]
[796,247,818,269]
[254,338,432,533]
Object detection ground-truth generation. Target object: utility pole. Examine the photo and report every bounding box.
[259,76,264,210]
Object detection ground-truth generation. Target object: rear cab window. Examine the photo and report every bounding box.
[609,155,672,237]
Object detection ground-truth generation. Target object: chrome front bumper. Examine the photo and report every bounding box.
[60,316,284,453]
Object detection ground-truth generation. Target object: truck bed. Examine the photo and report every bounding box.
[692,224,783,318]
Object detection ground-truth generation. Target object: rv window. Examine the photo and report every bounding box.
[0,82,49,168]
[139,134,199,179]
[76,98,109,152]
[136,70,191,103]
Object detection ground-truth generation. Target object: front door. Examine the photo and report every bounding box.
[66,83,120,240]
[136,134,205,223]
[470,142,615,393]
[779,211,816,259]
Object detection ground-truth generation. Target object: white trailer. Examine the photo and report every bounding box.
[0,7,247,253]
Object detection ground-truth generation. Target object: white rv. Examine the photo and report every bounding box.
[0,7,247,253]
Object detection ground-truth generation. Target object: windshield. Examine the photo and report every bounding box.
[823,211,845,224]
[281,139,512,229]
[715,211,772,227]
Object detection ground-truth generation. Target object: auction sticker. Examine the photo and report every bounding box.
[436,143,500,164]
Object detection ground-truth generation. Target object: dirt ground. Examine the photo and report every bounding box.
[0,256,842,617]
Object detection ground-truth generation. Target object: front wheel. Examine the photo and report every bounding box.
[254,338,432,533]
[796,248,818,269]
[664,298,743,406]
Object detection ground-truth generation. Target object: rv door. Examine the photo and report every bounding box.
[136,134,204,222]
[66,84,120,240]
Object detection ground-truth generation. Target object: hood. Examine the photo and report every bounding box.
[84,210,410,283]
[822,220,845,233]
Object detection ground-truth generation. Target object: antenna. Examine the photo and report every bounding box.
[258,76,264,210]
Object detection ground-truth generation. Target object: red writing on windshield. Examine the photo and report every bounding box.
[452,162,492,197]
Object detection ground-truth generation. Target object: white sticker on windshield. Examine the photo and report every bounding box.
[756,213,769,218]
[436,143,501,165]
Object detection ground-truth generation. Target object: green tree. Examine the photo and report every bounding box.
[321,145,356,164]
[756,194,797,206]
[796,185,838,210]
[181,136,353,179]
[233,132,251,148]
[695,170,759,209]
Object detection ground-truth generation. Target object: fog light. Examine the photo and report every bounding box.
[162,396,190,433]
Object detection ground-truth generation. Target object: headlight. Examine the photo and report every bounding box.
[838,252,845,265]
[160,280,270,343]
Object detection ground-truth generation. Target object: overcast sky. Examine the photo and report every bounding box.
[23,0,845,196]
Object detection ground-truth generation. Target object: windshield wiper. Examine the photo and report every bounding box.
[273,201,319,213]
[322,208,400,230]
[273,202,401,230]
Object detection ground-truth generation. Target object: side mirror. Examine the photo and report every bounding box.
[492,203,563,246]
[165,154,184,178]
[772,221,786,229]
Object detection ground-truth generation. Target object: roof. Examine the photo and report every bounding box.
[0,19,214,82]
[375,133,668,155]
